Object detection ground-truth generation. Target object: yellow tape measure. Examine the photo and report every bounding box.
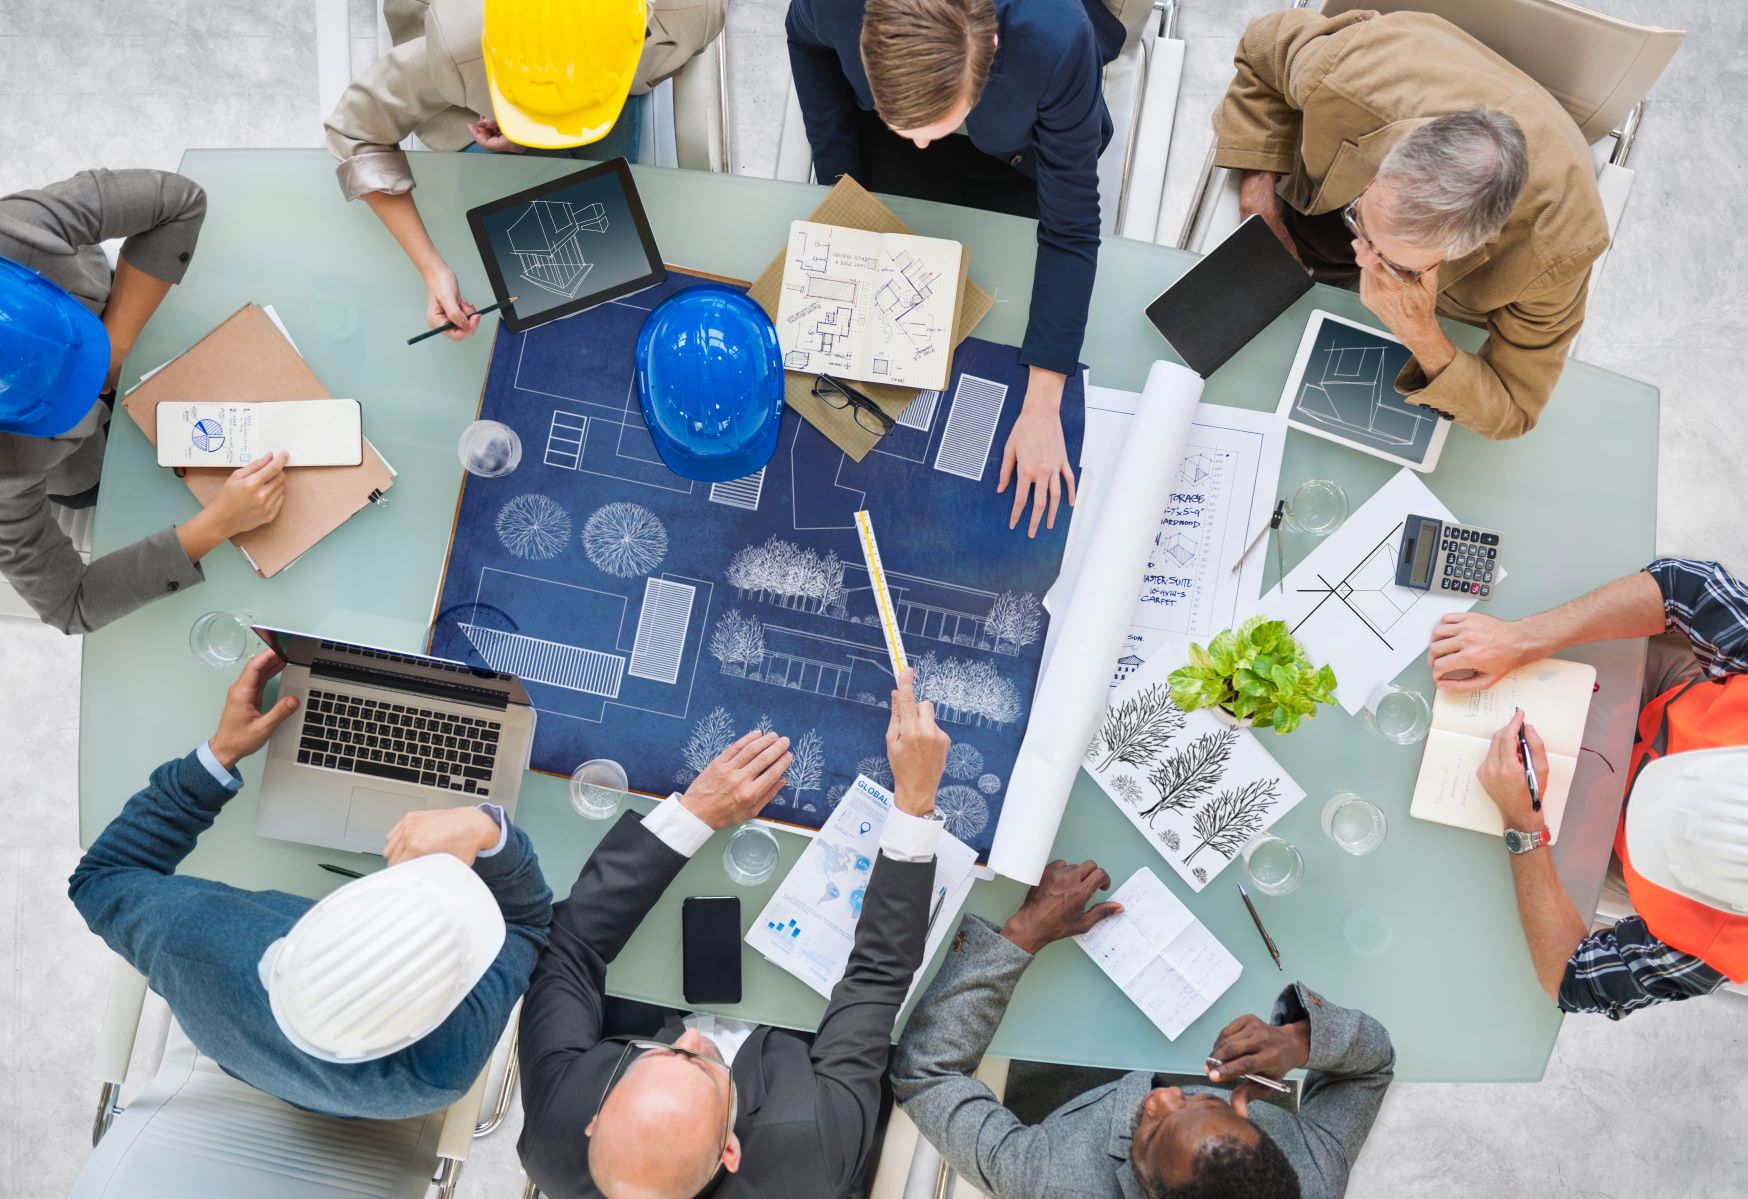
[854,509,909,677]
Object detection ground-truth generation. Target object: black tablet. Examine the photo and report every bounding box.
[1143,215,1312,378]
[466,158,666,333]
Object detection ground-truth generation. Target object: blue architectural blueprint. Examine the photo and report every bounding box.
[430,272,1084,859]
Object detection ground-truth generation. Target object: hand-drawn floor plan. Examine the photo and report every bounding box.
[432,272,1084,859]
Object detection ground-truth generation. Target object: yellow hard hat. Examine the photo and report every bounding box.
[483,0,648,150]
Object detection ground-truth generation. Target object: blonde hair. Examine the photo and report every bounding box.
[860,0,997,131]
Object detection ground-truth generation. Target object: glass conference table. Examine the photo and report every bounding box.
[82,150,1658,1082]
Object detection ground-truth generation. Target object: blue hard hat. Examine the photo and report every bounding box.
[0,256,109,438]
[635,285,784,483]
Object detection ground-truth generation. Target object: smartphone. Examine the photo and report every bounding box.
[682,896,743,1005]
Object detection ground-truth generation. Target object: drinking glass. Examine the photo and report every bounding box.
[569,759,627,821]
[1242,835,1304,896]
[723,824,781,886]
[1284,479,1348,536]
[189,610,257,669]
[1321,792,1388,856]
[458,420,522,478]
[1361,683,1432,745]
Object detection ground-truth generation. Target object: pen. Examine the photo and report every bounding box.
[1205,1056,1292,1094]
[1238,883,1282,971]
[1517,708,1541,812]
[1230,499,1287,576]
[408,296,518,345]
[319,863,364,880]
[925,887,947,937]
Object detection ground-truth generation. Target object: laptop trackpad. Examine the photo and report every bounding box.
[345,788,425,848]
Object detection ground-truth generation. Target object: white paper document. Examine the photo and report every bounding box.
[1248,468,1479,715]
[747,775,978,1001]
[1074,868,1242,1041]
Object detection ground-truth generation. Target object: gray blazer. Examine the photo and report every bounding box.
[0,169,206,633]
[893,917,1396,1199]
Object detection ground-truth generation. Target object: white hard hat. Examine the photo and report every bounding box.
[261,854,506,1064]
[1626,747,1748,916]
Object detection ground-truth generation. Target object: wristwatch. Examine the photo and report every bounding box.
[1504,826,1550,855]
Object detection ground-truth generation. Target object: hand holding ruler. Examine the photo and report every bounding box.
[854,510,909,677]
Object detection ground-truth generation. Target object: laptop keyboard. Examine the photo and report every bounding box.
[297,689,502,796]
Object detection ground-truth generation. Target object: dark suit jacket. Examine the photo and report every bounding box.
[785,0,1121,376]
[517,810,935,1199]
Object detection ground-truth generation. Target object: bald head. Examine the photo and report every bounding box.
[587,1034,738,1199]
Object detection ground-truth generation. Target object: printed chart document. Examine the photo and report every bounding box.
[1411,657,1596,841]
[1073,868,1241,1040]
[155,399,363,468]
[775,221,964,390]
[747,775,979,1001]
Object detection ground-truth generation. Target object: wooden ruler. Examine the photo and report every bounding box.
[854,509,909,677]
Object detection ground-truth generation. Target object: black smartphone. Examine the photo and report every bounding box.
[682,896,743,1005]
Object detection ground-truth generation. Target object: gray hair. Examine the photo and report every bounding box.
[1373,109,1529,259]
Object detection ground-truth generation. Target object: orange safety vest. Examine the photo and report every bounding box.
[1615,673,1748,983]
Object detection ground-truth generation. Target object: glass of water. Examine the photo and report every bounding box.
[1242,835,1304,896]
[724,823,781,886]
[1362,683,1432,744]
[569,759,627,821]
[1284,479,1349,536]
[458,420,522,478]
[189,610,257,669]
[1322,792,1388,856]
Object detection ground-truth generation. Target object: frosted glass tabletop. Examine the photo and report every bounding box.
[83,150,1657,1081]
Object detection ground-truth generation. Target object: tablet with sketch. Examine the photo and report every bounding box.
[467,158,665,333]
[1276,310,1449,472]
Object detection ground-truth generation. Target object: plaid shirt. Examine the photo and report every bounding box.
[1556,558,1745,1018]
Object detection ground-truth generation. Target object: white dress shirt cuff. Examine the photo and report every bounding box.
[642,795,714,858]
[195,742,242,792]
[881,807,941,862]
[475,803,509,858]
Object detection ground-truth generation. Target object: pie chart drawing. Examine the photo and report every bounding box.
[191,418,225,453]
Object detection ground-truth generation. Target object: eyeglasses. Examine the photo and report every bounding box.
[812,373,896,436]
[1341,195,1425,286]
[596,1039,735,1166]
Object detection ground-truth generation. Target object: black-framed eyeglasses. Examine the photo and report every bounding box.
[812,373,896,435]
[596,1039,735,1163]
[1341,194,1426,286]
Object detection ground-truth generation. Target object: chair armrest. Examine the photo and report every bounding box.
[93,959,148,1086]
[773,81,813,183]
[436,1067,491,1163]
[672,35,728,173]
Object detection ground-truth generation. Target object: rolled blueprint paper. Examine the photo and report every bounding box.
[988,361,1204,883]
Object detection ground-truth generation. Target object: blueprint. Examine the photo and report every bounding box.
[430,272,1083,859]
[1276,310,1449,472]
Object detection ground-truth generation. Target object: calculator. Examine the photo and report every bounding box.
[1395,513,1502,600]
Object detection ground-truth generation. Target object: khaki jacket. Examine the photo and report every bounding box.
[325,0,725,201]
[1213,9,1610,439]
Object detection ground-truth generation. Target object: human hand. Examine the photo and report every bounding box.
[467,118,526,154]
[1356,251,1442,340]
[422,264,481,342]
[1206,1013,1310,1102]
[1428,611,1543,691]
[206,450,288,535]
[208,649,300,770]
[680,730,794,830]
[999,859,1123,954]
[1239,171,1304,269]
[383,805,502,866]
[1476,708,1548,833]
[887,667,950,816]
[997,369,1077,538]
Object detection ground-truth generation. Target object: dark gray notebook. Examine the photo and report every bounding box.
[1144,215,1313,378]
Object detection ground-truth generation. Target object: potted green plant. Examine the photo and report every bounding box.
[1167,615,1337,734]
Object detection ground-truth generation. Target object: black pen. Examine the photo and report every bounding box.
[408,296,518,345]
[1238,883,1282,970]
[319,863,364,880]
[1517,708,1541,812]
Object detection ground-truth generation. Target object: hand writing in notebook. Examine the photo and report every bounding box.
[1428,610,1546,691]
[1476,709,1550,832]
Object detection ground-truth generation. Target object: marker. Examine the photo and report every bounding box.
[854,510,909,677]
[408,296,518,345]
[1238,883,1282,971]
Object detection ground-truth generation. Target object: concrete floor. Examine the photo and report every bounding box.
[3,1,1744,1196]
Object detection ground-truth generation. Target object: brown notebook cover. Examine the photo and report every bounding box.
[748,177,994,461]
[121,304,395,577]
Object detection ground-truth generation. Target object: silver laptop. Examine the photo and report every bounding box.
[254,625,536,854]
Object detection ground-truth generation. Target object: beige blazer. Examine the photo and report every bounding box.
[325,0,725,201]
[1212,9,1611,439]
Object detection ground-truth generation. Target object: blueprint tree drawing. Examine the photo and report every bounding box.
[430,271,1084,860]
[505,199,609,299]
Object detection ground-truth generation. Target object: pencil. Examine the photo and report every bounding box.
[408,296,518,345]
[1238,883,1283,970]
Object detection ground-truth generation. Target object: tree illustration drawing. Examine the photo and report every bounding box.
[1183,779,1280,865]
[985,591,1042,655]
[945,743,985,781]
[913,652,1023,728]
[753,714,776,735]
[725,537,850,614]
[935,784,990,839]
[977,772,1002,795]
[1139,728,1237,825]
[1092,684,1185,772]
[678,707,737,783]
[1161,828,1181,853]
[785,729,825,805]
[582,502,668,577]
[709,611,765,676]
[855,754,894,788]
[1109,774,1145,807]
[495,494,572,560]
